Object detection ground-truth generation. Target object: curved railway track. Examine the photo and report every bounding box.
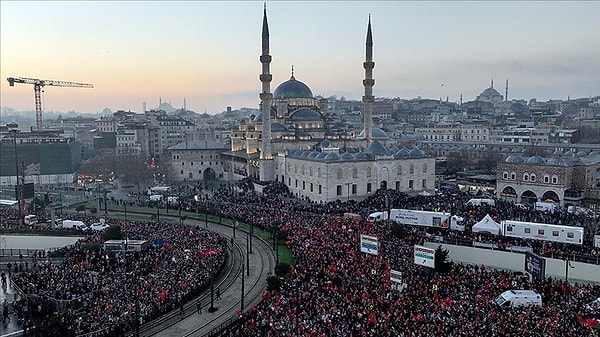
[113,213,274,337]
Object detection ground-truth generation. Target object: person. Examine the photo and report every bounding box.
[216,288,221,301]
[2,299,9,324]
[196,299,202,314]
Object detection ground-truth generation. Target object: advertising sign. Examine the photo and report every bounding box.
[360,235,379,256]
[413,245,435,268]
[525,251,546,280]
[595,235,600,248]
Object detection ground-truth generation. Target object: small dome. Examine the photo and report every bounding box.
[409,148,424,157]
[324,152,340,161]
[363,141,390,156]
[564,150,574,157]
[501,148,511,153]
[505,155,524,164]
[577,151,588,157]
[396,148,410,157]
[273,76,313,99]
[340,152,355,160]
[316,152,328,159]
[492,147,500,152]
[271,123,287,132]
[552,149,563,156]
[301,150,310,157]
[290,108,320,121]
[527,155,545,164]
[511,147,521,153]
[589,151,600,157]
[354,152,371,160]
[308,151,319,158]
[546,157,565,166]
[358,127,388,139]
[317,138,331,148]
[543,148,553,155]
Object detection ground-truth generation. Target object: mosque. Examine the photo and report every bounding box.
[225,6,436,203]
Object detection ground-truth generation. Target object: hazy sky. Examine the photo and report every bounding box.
[1,1,599,115]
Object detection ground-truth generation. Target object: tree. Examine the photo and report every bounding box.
[434,245,453,273]
[103,225,123,241]
[116,154,149,185]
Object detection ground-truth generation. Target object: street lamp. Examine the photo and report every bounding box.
[207,274,218,312]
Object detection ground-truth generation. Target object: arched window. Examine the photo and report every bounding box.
[530,174,536,182]
[544,174,550,183]
[352,168,358,179]
[423,163,428,173]
[366,167,372,178]
[409,164,414,174]
[317,168,321,178]
[510,172,516,180]
[309,166,313,177]
[397,165,403,176]
[337,168,343,179]
[551,175,558,184]
[503,171,508,179]
[301,165,305,175]
[523,173,529,181]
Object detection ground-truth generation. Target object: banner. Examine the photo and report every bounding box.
[525,251,546,280]
[413,245,435,268]
[390,269,402,283]
[360,235,379,256]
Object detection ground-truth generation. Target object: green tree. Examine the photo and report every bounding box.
[434,245,453,273]
[266,276,283,291]
[103,225,123,241]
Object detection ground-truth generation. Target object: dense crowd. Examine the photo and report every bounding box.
[8,218,227,336]
[197,182,600,337]
[3,180,600,336]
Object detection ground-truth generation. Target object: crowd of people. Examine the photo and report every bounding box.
[7,218,227,336]
[3,179,600,336]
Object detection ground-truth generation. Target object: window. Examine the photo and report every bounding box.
[397,165,403,176]
[318,168,321,178]
[530,174,536,182]
[310,167,313,177]
[396,181,400,191]
[180,170,183,174]
[524,228,531,234]
[353,168,358,179]
[422,179,427,188]
[367,183,372,193]
[409,180,414,190]
[310,183,313,192]
[551,175,558,184]
[552,231,559,237]
[523,173,529,181]
[510,172,516,180]
[302,181,305,190]
[544,175,550,183]
[538,229,544,235]
[337,169,343,179]
[182,162,185,166]
[503,172,508,179]
[295,180,298,188]
[423,163,428,173]
[409,164,414,174]
[352,184,357,195]
[337,185,342,196]
[366,168,372,178]
[567,232,574,238]
[319,185,322,194]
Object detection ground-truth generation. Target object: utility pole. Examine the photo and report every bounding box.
[241,263,245,313]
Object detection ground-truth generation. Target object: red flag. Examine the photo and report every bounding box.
[576,314,600,329]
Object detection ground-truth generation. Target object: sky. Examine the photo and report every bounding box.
[1,1,599,116]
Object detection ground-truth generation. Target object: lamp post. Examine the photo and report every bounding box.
[564,253,575,303]
[241,263,245,313]
[207,275,218,312]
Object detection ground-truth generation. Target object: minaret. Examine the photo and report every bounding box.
[259,3,274,181]
[491,78,494,88]
[362,15,375,143]
[505,79,509,102]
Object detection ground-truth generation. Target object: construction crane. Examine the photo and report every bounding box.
[6,77,94,131]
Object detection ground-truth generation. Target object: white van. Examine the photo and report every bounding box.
[61,220,88,231]
[367,211,388,223]
[467,198,496,207]
[493,290,542,307]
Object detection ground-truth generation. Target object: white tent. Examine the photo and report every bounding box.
[472,214,501,235]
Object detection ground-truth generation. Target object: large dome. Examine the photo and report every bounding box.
[273,75,313,99]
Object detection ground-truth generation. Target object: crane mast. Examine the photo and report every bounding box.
[7,77,94,131]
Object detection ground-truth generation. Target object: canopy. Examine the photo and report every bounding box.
[472,214,501,235]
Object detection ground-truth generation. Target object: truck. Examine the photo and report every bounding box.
[501,220,583,245]
[389,209,465,231]
[24,214,38,225]
[493,290,542,307]
[534,201,556,213]
[367,211,388,223]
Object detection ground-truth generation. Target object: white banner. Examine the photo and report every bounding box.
[360,235,379,256]
[390,269,402,284]
[595,235,600,248]
[414,245,435,268]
